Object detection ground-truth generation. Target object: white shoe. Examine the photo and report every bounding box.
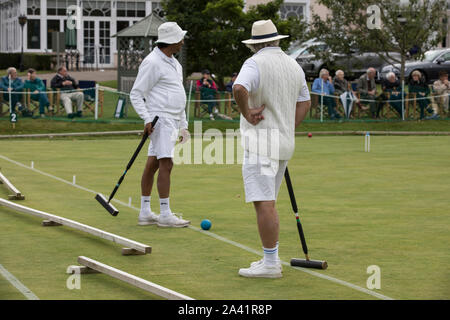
[209,114,215,120]
[157,213,190,228]
[239,261,282,278]
[137,211,159,225]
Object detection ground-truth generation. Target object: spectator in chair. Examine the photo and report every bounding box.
[196,69,218,120]
[357,67,378,118]
[50,66,84,119]
[226,72,238,93]
[433,70,450,113]
[24,68,52,118]
[0,67,33,117]
[409,70,438,120]
[379,72,405,118]
[311,68,341,120]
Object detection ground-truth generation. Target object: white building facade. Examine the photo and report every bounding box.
[0,0,163,68]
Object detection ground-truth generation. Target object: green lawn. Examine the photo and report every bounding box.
[0,136,449,300]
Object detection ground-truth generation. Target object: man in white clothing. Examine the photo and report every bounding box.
[233,20,311,278]
[130,22,190,228]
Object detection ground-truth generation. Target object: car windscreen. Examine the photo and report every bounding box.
[424,50,443,62]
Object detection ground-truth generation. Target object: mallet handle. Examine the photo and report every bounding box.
[108,116,159,202]
[284,167,309,257]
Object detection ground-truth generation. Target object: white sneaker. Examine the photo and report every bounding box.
[209,114,215,120]
[239,261,282,278]
[157,213,190,228]
[138,211,159,226]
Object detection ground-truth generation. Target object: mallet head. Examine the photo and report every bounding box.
[291,258,328,270]
[95,193,119,216]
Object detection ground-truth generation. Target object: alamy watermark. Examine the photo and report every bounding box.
[366,265,381,290]
[367,5,381,30]
[66,5,82,30]
[66,266,81,290]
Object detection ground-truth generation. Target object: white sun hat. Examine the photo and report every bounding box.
[155,22,187,44]
[242,19,289,45]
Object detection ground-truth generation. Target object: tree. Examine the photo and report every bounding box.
[162,0,307,89]
[309,0,447,84]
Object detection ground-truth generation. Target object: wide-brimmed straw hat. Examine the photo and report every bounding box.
[242,19,289,45]
[155,22,187,44]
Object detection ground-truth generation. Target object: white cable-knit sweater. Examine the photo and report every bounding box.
[240,47,304,160]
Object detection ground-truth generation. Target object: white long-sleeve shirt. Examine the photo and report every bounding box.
[130,47,188,128]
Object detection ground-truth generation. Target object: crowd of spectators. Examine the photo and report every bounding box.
[1,66,84,119]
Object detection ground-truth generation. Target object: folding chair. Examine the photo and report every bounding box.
[430,85,449,118]
[224,92,239,119]
[0,94,9,117]
[194,91,221,118]
[78,80,97,115]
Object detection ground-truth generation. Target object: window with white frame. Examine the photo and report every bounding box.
[83,0,111,17]
[27,0,40,16]
[117,1,146,17]
[280,2,306,20]
[47,0,77,16]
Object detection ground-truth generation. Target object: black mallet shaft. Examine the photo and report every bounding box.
[96,116,159,216]
[284,167,327,270]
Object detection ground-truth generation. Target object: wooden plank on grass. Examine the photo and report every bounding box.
[0,171,25,200]
[77,256,194,300]
[0,199,151,254]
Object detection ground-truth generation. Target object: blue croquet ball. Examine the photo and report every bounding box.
[201,219,212,230]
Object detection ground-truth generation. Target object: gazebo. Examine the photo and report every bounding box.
[113,13,165,93]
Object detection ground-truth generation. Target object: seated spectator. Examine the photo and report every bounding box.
[50,66,84,119]
[433,70,450,113]
[334,70,358,119]
[196,69,218,120]
[24,68,52,118]
[226,72,238,93]
[311,68,341,120]
[408,70,438,120]
[379,72,405,118]
[357,67,378,118]
[333,70,349,96]
[0,67,33,117]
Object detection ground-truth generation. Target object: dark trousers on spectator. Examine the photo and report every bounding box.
[360,93,378,118]
[319,96,339,119]
[2,92,22,112]
[30,92,50,114]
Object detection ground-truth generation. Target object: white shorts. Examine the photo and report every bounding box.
[148,117,180,159]
[242,150,288,203]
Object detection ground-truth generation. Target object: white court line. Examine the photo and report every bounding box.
[0,154,394,300]
[0,263,39,300]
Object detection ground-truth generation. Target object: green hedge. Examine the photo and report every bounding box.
[0,53,53,70]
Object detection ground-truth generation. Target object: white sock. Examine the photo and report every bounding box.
[140,196,151,216]
[263,243,279,266]
[159,198,171,216]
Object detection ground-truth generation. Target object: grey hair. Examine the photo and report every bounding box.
[367,67,376,74]
[7,67,16,75]
[336,70,344,77]
[387,71,396,79]
[319,68,329,77]
[247,40,280,53]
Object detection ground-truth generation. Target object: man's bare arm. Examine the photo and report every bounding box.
[233,84,265,126]
[295,100,311,127]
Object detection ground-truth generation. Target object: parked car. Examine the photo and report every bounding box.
[286,40,401,80]
[380,48,450,83]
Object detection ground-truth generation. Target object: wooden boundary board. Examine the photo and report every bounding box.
[75,256,194,300]
[0,171,25,200]
[0,198,151,255]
